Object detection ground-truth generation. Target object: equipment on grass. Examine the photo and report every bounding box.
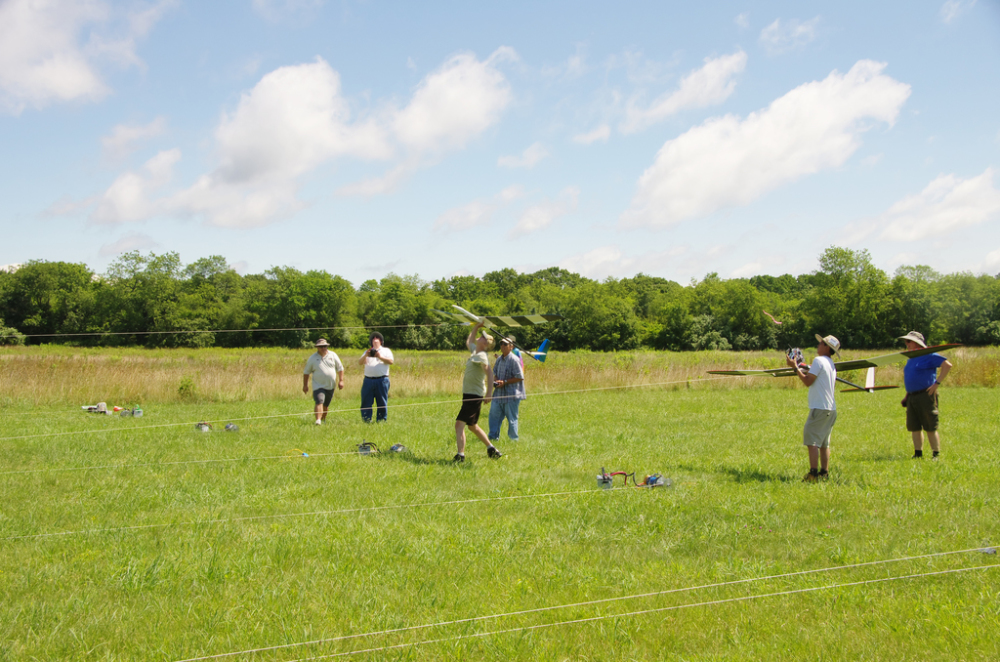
[119,405,143,418]
[709,344,962,393]
[285,448,309,459]
[389,443,408,453]
[598,467,670,489]
[224,423,238,431]
[358,441,379,455]
[82,402,109,414]
[195,422,212,432]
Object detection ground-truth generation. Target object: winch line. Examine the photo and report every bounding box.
[0,450,355,476]
[1,487,620,542]
[0,375,735,444]
[172,550,997,662]
[281,565,998,661]
[1,322,453,340]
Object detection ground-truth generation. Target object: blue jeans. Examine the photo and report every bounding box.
[488,397,520,441]
[361,376,390,422]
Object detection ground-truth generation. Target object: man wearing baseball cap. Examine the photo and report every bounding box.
[786,334,841,482]
[302,338,345,425]
[899,331,952,459]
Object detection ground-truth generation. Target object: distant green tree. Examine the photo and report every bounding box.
[552,281,640,351]
[1,260,95,341]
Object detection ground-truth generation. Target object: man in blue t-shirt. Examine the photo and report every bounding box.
[899,331,953,459]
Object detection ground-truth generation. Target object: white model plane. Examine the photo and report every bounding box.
[708,343,962,393]
[432,304,559,361]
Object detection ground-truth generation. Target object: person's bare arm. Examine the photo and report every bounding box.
[786,355,817,387]
[337,370,345,390]
[484,364,494,404]
[303,373,310,393]
[466,320,485,348]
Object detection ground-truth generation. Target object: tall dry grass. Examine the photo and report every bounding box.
[0,345,995,407]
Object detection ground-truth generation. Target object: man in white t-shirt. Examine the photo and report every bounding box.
[357,332,394,423]
[302,338,344,425]
[786,334,840,482]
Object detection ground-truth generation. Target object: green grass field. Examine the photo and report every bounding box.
[1,348,998,661]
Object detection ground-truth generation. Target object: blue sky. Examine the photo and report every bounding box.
[1,0,999,285]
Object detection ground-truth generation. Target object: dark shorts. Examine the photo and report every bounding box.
[906,389,939,432]
[456,393,484,426]
[313,388,334,407]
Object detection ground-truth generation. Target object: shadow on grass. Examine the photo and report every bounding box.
[718,465,795,483]
[374,452,461,468]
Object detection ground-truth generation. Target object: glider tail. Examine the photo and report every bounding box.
[533,338,550,363]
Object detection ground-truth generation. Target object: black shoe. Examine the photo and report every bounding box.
[911,452,923,459]
[931,452,940,460]
[487,446,502,459]
[818,470,829,480]
[453,453,465,463]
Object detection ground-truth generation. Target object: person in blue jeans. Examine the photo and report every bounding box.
[899,331,952,459]
[358,332,394,422]
[489,335,526,442]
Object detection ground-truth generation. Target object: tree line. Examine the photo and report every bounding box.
[1,247,998,351]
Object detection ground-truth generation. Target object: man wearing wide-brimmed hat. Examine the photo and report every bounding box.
[899,331,953,459]
[786,334,841,482]
[302,338,344,425]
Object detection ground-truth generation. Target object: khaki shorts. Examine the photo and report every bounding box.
[803,409,837,448]
[906,390,939,432]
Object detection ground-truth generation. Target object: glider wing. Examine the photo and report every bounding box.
[433,306,562,328]
[831,344,962,372]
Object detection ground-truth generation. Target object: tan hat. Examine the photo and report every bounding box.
[314,338,330,347]
[898,331,926,348]
[815,334,841,356]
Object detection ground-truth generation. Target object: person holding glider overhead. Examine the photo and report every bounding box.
[453,320,502,463]
[787,334,840,482]
[899,331,953,459]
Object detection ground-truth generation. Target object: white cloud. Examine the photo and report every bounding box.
[91,149,181,224]
[877,168,1000,241]
[621,50,747,134]
[541,47,587,80]
[101,117,167,161]
[509,186,579,238]
[392,48,515,153]
[498,142,548,169]
[940,0,976,24]
[88,49,515,227]
[573,124,610,145]
[621,60,911,229]
[98,232,159,257]
[759,17,820,55]
[983,248,1000,272]
[0,0,173,114]
[735,12,750,29]
[558,244,688,280]
[433,185,524,232]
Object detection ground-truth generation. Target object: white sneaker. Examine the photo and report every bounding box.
[314,419,323,425]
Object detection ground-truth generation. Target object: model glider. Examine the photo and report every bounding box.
[707,343,962,393]
[432,304,562,329]
[433,305,559,362]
